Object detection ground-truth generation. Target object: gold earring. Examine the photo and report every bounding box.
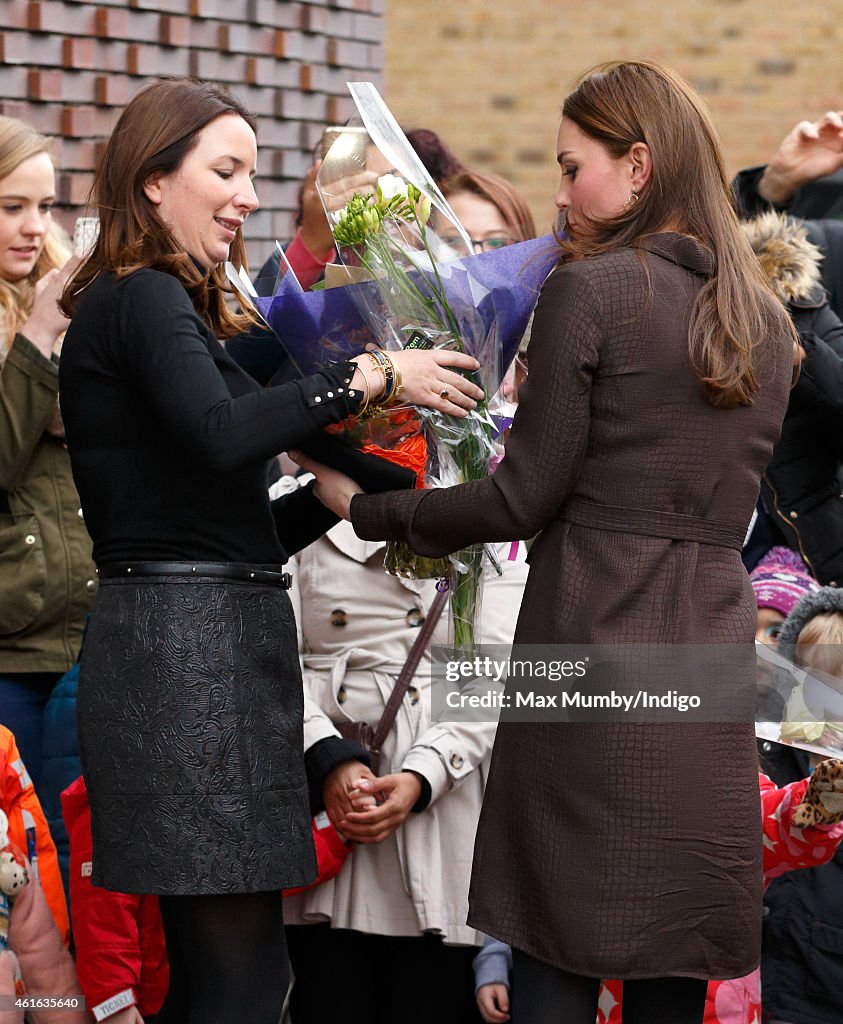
[624,191,640,209]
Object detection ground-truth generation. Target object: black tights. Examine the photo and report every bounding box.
[511,948,708,1024]
[155,892,289,1024]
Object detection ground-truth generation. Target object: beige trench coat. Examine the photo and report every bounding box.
[284,519,528,945]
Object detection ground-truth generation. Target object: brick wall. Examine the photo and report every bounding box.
[384,1,843,235]
[0,0,385,269]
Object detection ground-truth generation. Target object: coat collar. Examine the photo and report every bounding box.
[636,232,714,277]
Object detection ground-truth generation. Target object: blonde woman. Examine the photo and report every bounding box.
[0,116,93,787]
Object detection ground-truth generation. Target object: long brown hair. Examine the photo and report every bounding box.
[560,60,794,408]
[441,169,537,243]
[61,77,257,339]
[0,116,69,360]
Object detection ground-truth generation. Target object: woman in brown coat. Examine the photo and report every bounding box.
[293,62,796,1024]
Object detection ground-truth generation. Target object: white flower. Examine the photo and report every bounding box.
[377,173,408,202]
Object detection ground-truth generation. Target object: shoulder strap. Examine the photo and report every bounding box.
[370,587,449,756]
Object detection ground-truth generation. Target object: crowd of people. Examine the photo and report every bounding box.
[1,60,843,1024]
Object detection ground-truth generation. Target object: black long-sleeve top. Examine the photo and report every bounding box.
[59,268,361,565]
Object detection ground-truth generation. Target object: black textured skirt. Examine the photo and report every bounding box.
[78,573,316,895]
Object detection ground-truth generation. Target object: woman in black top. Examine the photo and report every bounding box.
[58,78,482,1024]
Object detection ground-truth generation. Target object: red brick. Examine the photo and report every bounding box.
[127,43,192,77]
[0,101,28,121]
[61,106,96,138]
[57,171,95,206]
[63,37,97,70]
[159,14,190,47]
[27,69,63,102]
[326,95,355,124]
[257,116,308,149]
[218,23,250,54]
[352,12,382,42]
[191,50,249,83]
[95,74,130,107]
[94,6,130,38]
[273,30,286,58]
[55,138,102,172]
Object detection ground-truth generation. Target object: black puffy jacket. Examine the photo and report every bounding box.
[743,213,843,585]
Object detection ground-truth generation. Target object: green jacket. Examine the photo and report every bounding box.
[0,333,96,672]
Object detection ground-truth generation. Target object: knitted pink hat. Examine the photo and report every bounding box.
[749,546,820,617]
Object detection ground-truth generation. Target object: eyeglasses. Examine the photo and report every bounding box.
[441,235,517,253]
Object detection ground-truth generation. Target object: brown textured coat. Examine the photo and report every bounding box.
[352,233,793,980]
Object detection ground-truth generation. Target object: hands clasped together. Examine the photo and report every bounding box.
[322,760,424,845]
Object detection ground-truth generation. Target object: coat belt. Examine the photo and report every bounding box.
[559,497,746,550]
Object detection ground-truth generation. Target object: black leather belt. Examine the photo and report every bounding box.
[96,561,293,588]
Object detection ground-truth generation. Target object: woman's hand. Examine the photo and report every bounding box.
[759,110,843,204]
[288,451,362,520]
[19,259,80,358]
[337,772,422,843]
[322,760,379,831]
[297,161,337,259]
[349,348,483,419]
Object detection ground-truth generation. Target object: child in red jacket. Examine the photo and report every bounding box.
[61,777,168,1024]
[62,776,350,1022]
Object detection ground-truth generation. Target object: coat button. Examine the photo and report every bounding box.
[761,741,772,753]
[330,609,348,627]
[449,753,464,769]
[24,534,36,545]
[789,511,798,519]
[406,607,425,628]
[86,579,97,593]
[337,685,347,704]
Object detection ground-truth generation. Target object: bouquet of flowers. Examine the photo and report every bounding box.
[258,84,558,653]
[756,642,843,758]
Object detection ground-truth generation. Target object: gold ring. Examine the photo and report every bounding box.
[439,387,450,399]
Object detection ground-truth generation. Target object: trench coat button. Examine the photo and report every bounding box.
[330,609,348,627]
[337,685,347,704]
[408,685,420,705]
[86,579,97,593]
[761,741,773,753]
[449,752,464,769]
[761,904,770,918]
[24,534,36,545]
[406,607,425,628]
[789,510,798,519]
[77,508,84,519]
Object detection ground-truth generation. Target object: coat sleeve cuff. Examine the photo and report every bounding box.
[350,488,425,542]
[92,989,137,1021]
[6,332,59,389]
[304,736,372,813]
[401,747,450,806]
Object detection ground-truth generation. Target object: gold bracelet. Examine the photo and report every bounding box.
[369,349,397,403]
[365,351,388,401]
[357,365,371,415]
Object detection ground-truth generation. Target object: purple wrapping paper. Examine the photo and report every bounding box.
[255,235,560,387]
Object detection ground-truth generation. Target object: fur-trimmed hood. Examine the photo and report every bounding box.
[778,587,843,663]
[742,210,825,306]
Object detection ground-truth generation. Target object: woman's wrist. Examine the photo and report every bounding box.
[18,316,59,359]
[350,356,386,408]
